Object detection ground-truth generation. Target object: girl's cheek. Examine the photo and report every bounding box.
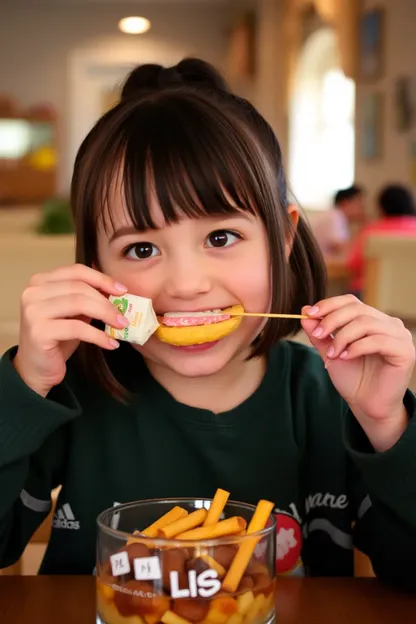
[100,258,159,298]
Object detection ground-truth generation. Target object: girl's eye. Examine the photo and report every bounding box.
[205,230,241,248]
[124,243,160,260]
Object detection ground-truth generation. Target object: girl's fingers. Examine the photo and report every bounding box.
[34,294,128,329]
[306,294,363,316]
[41,319,119,350]
[339,334,413,365]
[328,316,405,359]
[304,302,387,340]
[22,280,106,305]
[28,264,127,296]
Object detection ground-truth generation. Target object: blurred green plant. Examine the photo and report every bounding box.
[36,197,74,235]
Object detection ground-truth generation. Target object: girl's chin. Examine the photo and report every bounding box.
[139,336,247,377]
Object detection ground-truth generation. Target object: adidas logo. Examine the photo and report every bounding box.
[52,503,80,530]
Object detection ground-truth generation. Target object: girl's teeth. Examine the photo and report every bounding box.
[164,309,223,317]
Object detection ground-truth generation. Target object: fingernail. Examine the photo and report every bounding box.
[117,314,129,327]
[327,346,335,358]
[308,306,320,316]
[115,282,128,292]
[340,350,348,359]
[312,326,323,338]
[109,339,120,349]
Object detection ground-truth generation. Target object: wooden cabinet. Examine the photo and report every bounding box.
[0,96,57,204]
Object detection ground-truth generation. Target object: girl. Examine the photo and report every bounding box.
[0,59,415,587]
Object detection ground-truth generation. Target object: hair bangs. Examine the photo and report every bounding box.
[99,95,262,236]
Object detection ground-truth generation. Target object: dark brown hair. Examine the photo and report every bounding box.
[71,58,326,400]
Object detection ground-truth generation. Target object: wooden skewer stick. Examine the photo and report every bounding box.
[230,312,310,319]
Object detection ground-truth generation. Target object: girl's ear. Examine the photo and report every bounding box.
[285,204,300,259]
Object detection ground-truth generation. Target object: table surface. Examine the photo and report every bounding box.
[1,576,416,624]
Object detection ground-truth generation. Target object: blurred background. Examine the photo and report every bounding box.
[0,0,416,355]
[1,0,416,576]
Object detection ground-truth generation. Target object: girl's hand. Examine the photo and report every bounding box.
[13,264,129,398]
[301,295,416,452]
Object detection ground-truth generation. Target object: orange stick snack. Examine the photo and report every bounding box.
[222,500,274,593]
[175,516,246,541]
[159,508,207,539]
[204,489,230,526]
[142,506,189,538]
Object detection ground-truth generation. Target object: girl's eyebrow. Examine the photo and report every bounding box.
[109,226,149,242]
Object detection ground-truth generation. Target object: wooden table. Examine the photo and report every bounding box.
[1,576,415,624]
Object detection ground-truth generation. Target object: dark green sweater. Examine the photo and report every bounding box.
[1,341,416,586]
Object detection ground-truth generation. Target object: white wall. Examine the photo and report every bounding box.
[0,2,236,192]
[355,0,416,210]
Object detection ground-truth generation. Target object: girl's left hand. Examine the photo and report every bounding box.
[301,295,416,452]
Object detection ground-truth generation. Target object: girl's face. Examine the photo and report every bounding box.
[97,190,271,378]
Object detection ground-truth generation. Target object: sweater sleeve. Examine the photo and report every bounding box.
[0,348,82,568]
[345,390,416,590]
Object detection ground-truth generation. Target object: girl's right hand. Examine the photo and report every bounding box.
[13,264,129,397]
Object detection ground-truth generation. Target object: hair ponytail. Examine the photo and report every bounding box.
[121,58,230,101]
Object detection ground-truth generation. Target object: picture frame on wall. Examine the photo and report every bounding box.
[394,76,416,131]
[362,92,383,160]
[359,8,384,82]
[226,11,257,82]
[410,140,416,186]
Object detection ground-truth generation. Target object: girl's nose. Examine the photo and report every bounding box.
[164,257,212,299]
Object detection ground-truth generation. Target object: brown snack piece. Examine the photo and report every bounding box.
[125,541,152,567]
[172,598,210,623]
[186,557,209,575]
[246,562,268,576]
[237,576,254,593]
[114,580,170,618]
[247,564,273,596]
[160,549,188,593]
[212,545,238,569]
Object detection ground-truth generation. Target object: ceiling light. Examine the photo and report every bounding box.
[119,17,151,35]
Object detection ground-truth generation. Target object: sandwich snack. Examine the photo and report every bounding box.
[105,294,159,345]
[97,489,276,624]
[105,295,244,347]
[155,305,244,346]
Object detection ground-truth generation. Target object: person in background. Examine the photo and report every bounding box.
[313,185,365,258]
[348,184,416,296]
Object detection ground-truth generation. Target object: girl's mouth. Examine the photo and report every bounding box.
[154,305,244,347]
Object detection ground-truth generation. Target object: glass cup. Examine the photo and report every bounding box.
[96,498,276,624]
